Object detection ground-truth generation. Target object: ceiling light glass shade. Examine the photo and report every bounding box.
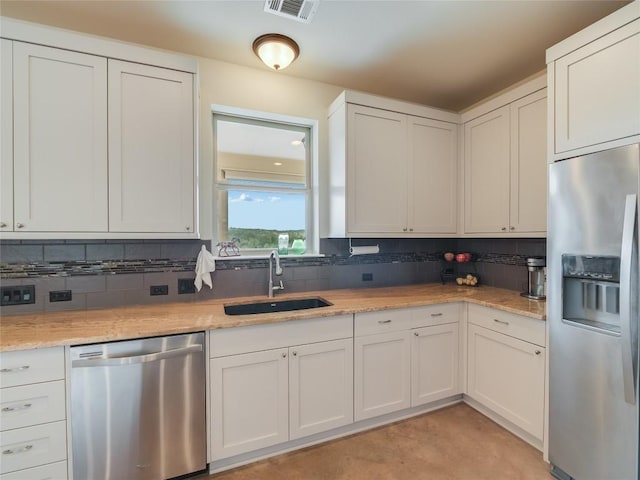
[253,34,300,71]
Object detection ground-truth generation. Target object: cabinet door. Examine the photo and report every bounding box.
[411,323,459,406]
[289,339,353,440]
[108,60,195,234]
[1,39,12,232]
[464,105,510,233]
[210,349,289,460]
[467,324,545,440]
[347,104,407,234]
[554,19,640,154]
[509,89,547,233]
[13,42,108,232]
[354,330,411,421]
[408,117,458,234]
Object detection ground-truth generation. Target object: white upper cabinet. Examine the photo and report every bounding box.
[463,80,547,236]
[1,39,13,232]
[509,89,547,233]
[464,105,511,234]
[326,91,459,238]
[346,105,408,234]
[12,42,108,232]
[0,18,198,239]
[108,60,195,234]
[547,3,640,160]
[408,117,458,234]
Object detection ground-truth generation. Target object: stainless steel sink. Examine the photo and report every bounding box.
[224,297,332,315]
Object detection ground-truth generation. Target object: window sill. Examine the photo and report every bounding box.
[214,253,324,261]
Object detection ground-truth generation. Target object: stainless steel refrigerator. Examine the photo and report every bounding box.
[548,143,640,480]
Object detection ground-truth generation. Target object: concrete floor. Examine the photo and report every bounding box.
[204,403,552,480]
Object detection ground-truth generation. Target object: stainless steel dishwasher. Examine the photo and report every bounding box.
[70,332,206,480]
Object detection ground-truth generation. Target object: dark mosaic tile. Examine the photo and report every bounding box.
[66,275,107,294]
[44,245,85,262]
[124,243,162,260]
[106,273,144,291]
[86,244,124,261]
[0,245,44,263]
[86,291,127,310]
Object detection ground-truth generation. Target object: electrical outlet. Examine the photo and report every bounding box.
[1,285,35,306]
[150,285,169,296]
[178,278,196,294]
[362,273,373,282]
[49,290,72,302]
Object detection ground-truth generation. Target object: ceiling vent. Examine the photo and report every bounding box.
[264,0,319,23]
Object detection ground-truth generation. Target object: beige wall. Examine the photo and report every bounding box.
[197,57,344,239]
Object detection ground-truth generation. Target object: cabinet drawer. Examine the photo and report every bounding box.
[1,381,66,432]
[0,348,64,389]
[0,421,67,475]
[468,304,545,347]
[210,315,353,358]
[411,303,461,328]
[0,460,67,480]
[355,309,412,337]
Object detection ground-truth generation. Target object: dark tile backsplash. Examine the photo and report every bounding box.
[0,237,546,314]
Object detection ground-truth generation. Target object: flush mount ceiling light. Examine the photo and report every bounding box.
[252,33,300,71]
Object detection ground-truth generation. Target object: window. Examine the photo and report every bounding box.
[213,111,314,255]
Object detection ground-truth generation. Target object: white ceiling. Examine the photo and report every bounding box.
[0,0,631,111]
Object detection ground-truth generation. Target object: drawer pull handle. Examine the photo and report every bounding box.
[378,320,392,324]
[3,444,33,455]
[430,313,443,317]
[493,319,509,326]
[0,366,30,373]
[535,350,542,355]
[2,403,32,412]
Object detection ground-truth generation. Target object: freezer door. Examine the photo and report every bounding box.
[548,144,640,480]
[70,332,206,480]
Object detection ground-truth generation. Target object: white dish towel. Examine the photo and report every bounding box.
[194,245,216,292]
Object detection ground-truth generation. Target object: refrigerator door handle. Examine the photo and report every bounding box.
[620,194,637,405]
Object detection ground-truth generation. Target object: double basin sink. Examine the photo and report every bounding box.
[224,297,332,316]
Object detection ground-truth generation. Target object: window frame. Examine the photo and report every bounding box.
[212,106,318,257]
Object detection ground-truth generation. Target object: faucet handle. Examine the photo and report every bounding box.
[275,280,285,291]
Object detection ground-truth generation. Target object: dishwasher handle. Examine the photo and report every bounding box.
[72,344,202,368]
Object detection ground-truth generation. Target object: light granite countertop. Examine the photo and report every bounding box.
[0,284,545,352]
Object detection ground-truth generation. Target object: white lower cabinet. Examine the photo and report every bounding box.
[0,347,68,479]
[209,316,354,461]
[354,305,461,421]
[210,348,289,459]
[467,305,546,441]
[411,323,460,406]
[289,339,353,440]
[354,330,411,421]
[0,461,67,480]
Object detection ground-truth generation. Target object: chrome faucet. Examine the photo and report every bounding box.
[268,249,284,298]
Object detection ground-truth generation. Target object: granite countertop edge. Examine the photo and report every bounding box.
[0,284,546,352]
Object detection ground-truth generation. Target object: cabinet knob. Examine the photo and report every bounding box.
[0,222,6,228]
[535,350,542,355]
[281,352,287,358]
[501,227,507,231]
[510,226,515,231]
[292,351,297,356]
[186,226,191,231]
[402,227,408,232]
[409,228,413,232]
[414,332,419,337]
[16,223,24,229]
